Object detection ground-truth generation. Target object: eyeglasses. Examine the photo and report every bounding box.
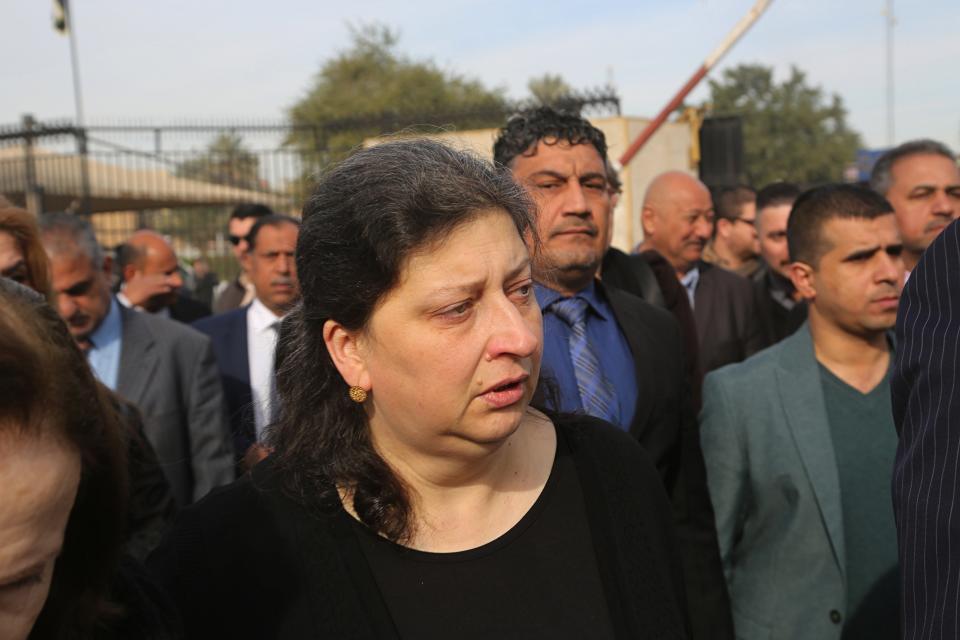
[228,235,245,246]
[732,217,756,226]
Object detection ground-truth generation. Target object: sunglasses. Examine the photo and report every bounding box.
[228,235,246,246]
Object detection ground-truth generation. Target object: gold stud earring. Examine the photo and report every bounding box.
[349,386,368,403]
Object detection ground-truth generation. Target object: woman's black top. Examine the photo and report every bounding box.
[147,415,689,639]
[351,429,615,639]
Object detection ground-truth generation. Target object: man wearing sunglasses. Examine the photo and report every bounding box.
[213,203,273,313]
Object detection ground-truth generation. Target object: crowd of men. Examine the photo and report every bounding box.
[3,106,960,639]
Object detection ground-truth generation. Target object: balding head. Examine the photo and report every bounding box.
[641,171,714,275]
[118,230,183,312]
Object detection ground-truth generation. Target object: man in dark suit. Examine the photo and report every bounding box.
[194,214,301,468]
[752,182,807,348]
[639,171,763,374]
[115,230,211,324]
[41,213,234,506]
[892,218,960,637]
[494,107,732,640]
[213,203,274,314]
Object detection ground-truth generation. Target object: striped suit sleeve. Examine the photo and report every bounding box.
[892,219,960,639]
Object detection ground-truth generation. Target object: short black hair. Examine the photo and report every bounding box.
[230,203,274,221]
[787,184,895,267]
[714,185,756,221]
[114,242,145,274]
[247,214,300,251]
[756,182,801,212]
[492,106,608,169]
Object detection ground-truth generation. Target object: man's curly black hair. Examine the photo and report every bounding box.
[492,106,608,168]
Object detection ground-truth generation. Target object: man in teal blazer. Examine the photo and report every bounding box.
[700,184,904,639]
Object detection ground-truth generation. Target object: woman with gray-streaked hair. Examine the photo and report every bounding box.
[148,139,686,639]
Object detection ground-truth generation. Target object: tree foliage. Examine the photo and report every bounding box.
[175,132,261,190]
[287,24,508,160]
[705,64,862,186]
[528,73,573,107]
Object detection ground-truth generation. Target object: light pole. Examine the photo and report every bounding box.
[883,0,895,147]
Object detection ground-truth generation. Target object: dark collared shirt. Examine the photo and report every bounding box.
[535,281,638,430]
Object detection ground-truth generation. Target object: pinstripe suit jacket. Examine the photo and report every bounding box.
[892,219,960,639]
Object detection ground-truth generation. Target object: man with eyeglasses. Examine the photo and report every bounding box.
[703,185,760,278]
[639,172,763,374]
[213,203,273,314]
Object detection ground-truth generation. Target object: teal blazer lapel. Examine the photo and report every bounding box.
[775,325,846,579]
[116,306,160,406]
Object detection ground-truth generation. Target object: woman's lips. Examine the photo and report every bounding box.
[481,380,526,409]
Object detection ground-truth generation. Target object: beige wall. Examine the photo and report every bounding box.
[378,116,698,253]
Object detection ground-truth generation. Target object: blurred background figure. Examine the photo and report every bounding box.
[190,257,218,309]
[870,139,960,275]
[0,278,179,639]
[115,229,211,324]
[0,207,53,301]
[194,214,301,470]
[213,203,273,314]
[40,212,234,506]
[703,185,760,278]
[752,182,807,348]
[640,171,763,374]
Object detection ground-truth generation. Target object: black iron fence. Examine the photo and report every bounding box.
[0,87,621,284]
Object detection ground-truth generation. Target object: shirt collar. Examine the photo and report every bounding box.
[534,279,613,322]
[89,296,122,351]
[248,297,283,333]
[680,266,700,290]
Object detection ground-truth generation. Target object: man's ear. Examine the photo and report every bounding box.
[641,206,656,236]
[121,262,138,283]
[323,319,371,392]
[789,261,817,301]
[715,218,732,239]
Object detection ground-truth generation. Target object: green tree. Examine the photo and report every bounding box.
[287,24,508,161]
[528,73,573,107]
[705,64,862,186]
[175,132,261,190]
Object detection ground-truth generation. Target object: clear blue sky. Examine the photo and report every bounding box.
[2,0,957,150]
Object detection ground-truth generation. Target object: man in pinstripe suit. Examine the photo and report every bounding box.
[892,218,960,638]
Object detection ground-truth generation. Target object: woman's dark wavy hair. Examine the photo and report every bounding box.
[269,138,534,542]
[0,279,128,639]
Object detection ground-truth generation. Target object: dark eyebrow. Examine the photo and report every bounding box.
[427,256,532,302]
[842,246,880,262]
[579,172,607,182]
[505,257,533,283]
[528,170,568,181]
[63,278,93,296]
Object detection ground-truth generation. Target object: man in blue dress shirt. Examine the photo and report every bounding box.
[493,107,733,640]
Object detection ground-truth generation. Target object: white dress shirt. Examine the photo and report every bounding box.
[247,297,282,441]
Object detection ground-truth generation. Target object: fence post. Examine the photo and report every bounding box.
[75,125,92,216]
[22,114,44,216]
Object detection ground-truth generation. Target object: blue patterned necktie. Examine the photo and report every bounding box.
[551,296,618,423]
